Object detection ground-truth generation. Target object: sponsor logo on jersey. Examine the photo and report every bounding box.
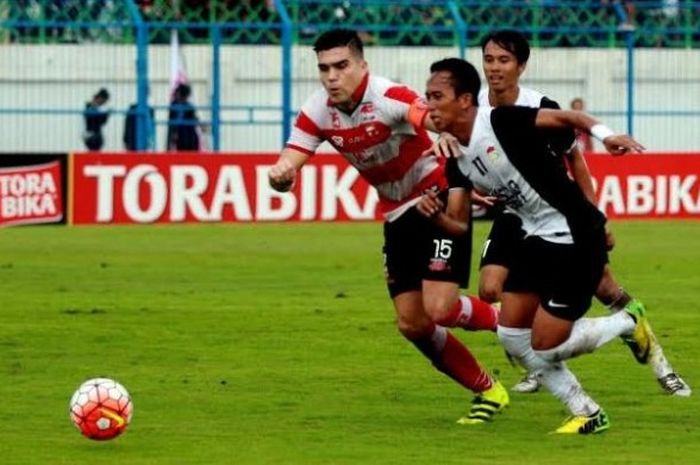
[331,135,344,147]
[486,145,500,161]
[331,111,341,129]
[428,258,450,272]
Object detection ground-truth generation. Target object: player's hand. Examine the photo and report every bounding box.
[471,191,498,207]
[422,132,462,158]
[603,135,645,156]
[268,159,297,192]
[605,228,615,251]
[416,190,444,218]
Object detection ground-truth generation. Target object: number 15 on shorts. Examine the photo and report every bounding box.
[433,239,453,259]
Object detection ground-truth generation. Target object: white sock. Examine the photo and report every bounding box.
[539,363,600,417]
[650,343,674,379]
[498,325,600,416]
[535,312,636,362]
[431,325,448,351]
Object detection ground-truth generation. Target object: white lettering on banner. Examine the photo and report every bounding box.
[669,175,699,214]
[596,174,700,215]
[0,172,56,196]
[210,166,252,221]
[81,162,379,223]
[1,194,56,217]
[170,166,209,221]
[627,176,654,214]
[321,166,378,220]
[83,165,127,222]
[656,176,667,214]
[300,166,317,221]
[0,171,58,220]
[256,166,296,221]
[123,165,167,223]
[597,176,625,214]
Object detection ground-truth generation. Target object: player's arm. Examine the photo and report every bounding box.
[416,188,471,236]
[564,145,596,203]
[416,158,472,235]
[534,109,645,155]
[268,147,310,192]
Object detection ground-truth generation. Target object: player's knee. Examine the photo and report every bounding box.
[396,316,432,341]
[479,279,502,303]
[422,295,454,325]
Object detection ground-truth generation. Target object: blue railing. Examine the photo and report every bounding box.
[0,1,698,152]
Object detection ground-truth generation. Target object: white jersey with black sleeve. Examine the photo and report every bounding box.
[454,106,605,244]
[479,87,577,156]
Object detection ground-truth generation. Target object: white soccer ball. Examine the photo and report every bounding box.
[69,377,133,440]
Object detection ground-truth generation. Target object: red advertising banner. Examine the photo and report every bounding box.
[68,152,700,225]
[70,153,380,225]
[0,160,64,227]
[586,154,700,219]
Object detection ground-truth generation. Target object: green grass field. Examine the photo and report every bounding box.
[1,220,699,464]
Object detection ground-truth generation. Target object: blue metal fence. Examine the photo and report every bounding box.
[0,1,698,152]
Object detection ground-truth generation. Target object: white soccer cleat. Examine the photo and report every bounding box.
[658,373,692,397]
[511,372,541,393]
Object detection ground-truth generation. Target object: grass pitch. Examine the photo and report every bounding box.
[1,221,699,464]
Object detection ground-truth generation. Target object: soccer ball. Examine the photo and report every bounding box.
[69,377,133,440]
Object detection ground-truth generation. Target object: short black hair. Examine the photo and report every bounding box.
[96,88,110,100]
[481,30,530,64]
[429,58,481,104]
[313,28,364,57]
[175,83,191,99]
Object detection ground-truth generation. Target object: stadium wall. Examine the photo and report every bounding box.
[1,45,698,153]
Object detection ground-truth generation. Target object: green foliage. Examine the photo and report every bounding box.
[0,221,699,464]
[2,1,699,47]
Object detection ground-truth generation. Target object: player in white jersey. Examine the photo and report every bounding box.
[424,57,654,434]
[477,30,689,396]
[268,29,509,424]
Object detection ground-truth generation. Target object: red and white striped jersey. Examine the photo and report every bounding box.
[286,73,446,221]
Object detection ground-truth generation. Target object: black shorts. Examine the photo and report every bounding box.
[479,212,525,269]
[383,206,472,298]
[503,232,608,321]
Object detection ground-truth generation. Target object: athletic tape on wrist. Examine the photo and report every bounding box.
[590,124,615,142]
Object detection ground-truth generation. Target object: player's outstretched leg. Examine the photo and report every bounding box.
[410,324,509,423]
[619,299,691,396]
[600,281,692,396]
[499,325,608,433]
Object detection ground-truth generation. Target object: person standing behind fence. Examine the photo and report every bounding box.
[83,88,110,151]
[124,102,155,151]
[167,83,200,151]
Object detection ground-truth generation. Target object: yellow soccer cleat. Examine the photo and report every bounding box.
[621,300,656,364]
[457,380,509,425]
[553,410,610,435]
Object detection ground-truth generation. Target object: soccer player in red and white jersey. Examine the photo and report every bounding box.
[268,29,509,424]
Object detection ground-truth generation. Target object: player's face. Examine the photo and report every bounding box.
[482,40,526,93]
[317,46,367,108]
[425,71,464,131]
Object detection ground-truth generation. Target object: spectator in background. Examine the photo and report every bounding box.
[123,102,155,151]
[571,97,594,152]
[83,88,110,151]
[167,83,200,151]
